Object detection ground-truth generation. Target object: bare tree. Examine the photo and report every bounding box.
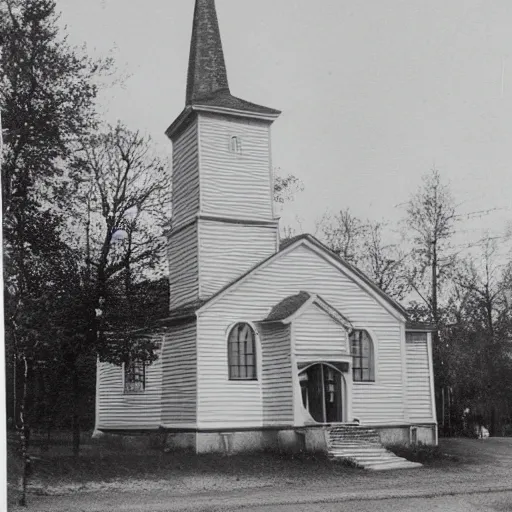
[405,168,458,325]
[73,122,171,296]
[363,221,408,300]
[319,208,367,264]
[317,209,407,299]
[273,168,303,204]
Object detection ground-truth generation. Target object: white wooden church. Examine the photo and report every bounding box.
[95,0,437,455]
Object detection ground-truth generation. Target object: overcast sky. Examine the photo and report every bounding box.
[58,0,511,254]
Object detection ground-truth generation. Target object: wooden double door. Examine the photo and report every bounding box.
[299,363,344,423]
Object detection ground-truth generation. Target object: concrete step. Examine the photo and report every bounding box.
[329,453,399,462]
[329,434,380,443]
[329,449,396,458]
[327,425,422,471]
[365,460,423,471]
[330,441,382,448]
[329,446,389,453]
[329,451,389,459]
[329,436,381,442]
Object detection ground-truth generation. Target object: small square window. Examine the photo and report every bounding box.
[406,332,428,343]
[124,360,146,393]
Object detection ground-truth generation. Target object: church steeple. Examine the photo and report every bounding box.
[166,0,281,310]
[186,0,229,104]
[166,0,280,132]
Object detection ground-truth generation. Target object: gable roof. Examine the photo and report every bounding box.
[197,233,409,320]
[154,234,440,331]
[263,291,354,330]
[264,291,311,322]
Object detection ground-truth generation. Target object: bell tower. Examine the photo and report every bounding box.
[166,0,281,310]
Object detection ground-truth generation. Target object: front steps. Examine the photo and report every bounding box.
[327,425,422,471]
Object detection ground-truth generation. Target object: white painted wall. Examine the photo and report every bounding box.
[294,304,349,363]
[198,220,277,299]
[168,223,198,309]
[171,119,199,228]
[198,113,274,221]
[161,321,197,426]
[405,332,435,422]
[259,322,294,425]
[168,112,278,309]
[197,242,410,427]
[96,345,163,430]
[196,316,263,429]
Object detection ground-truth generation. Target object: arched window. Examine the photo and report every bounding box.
[350,330,375,382]
[228,323,256,380]
[229,135,242,154]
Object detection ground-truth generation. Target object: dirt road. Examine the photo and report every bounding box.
[240,491,512,512]
[8,438,512,511]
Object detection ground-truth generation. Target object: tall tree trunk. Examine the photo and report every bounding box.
[71,360,81,457]
[18,354,30,507]
[432,240,438,325]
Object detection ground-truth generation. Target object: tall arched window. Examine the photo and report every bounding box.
[350,330,375,382]
[228,323,256,380]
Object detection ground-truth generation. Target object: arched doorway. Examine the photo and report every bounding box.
[299,363,344,423]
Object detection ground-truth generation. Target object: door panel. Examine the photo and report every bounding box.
[301,364,344,423]
[325,367,343,423]
[307,364,324,423]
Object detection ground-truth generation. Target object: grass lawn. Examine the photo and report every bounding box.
[7,432,364,501]
[385,442,460,466]
[8,432,477,506]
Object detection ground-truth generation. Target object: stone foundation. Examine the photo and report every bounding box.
[375,424,437,446]
[165,429,305,454]
[94,423,436,454]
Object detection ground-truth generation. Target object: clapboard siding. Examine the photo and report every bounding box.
[294,305,348,362]
[406,334,433,421]
[260,323,294,424]
[197,243,408,426]
[198,114,273,221]
[172,120,199,226]
[168,223,198,309]
[196,316,263,427]
[96,344,163,430]
[161,321,197,425]
[198,220,277,299]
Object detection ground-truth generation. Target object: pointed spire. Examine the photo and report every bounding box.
[186,0,230,104]
[167,0,280,137]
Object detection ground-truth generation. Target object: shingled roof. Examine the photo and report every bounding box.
[265,291,312,322]
[184,0,280,117]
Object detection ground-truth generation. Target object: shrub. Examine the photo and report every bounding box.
[385,442,449,463]
[502,424,512,437]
